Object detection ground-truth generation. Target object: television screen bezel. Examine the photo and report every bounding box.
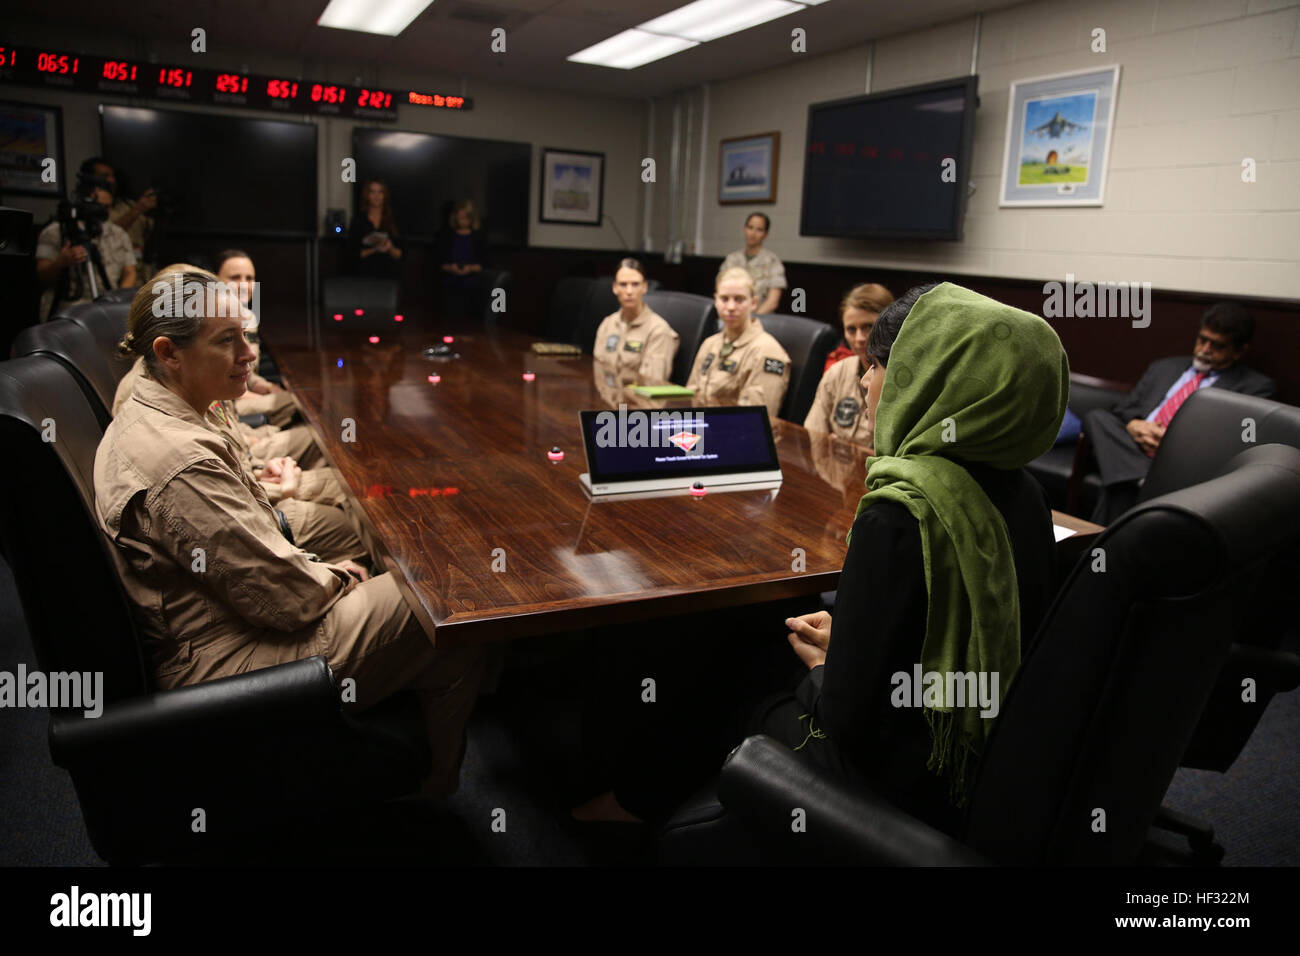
[799,75,979,242]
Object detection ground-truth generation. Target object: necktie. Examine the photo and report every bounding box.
[1152,371,1207,428]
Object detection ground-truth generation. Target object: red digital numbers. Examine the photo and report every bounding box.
[37,52,78,74]
[102,60,138,82]
[0,48,14,68]
[215,73,248,94]
[309,84,346,104]
[157,67,192,88]
[358,89,392,110]
[266,79,299,99]
[888,146,904,161]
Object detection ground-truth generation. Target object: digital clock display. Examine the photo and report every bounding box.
[0,44,412,120]
[158,67,193,88]
[266,78,299,100]
[36,51,79,75]
[356,89,392,110]
[102,60,138,83]
[214,72,249,94]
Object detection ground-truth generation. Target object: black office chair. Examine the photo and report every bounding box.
[1025,373,1131,514]
[644,290,715,385]
[321,276,400,318]
[545,277,599,345]
[0,354,431,864]
[659,444,1300,864]
[754,313,838,423]
[1135,389,1300,797]
[11,318,120,428]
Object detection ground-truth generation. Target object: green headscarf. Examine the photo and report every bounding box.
[853,283,1068,806]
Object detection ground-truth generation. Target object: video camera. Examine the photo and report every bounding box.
[55,168,111,245]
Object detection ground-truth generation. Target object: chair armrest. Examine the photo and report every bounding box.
[239,413,270,428]
[49,656,340,765]
[718,735,987,865]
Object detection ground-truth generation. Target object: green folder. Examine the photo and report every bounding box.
[630,385,695,397]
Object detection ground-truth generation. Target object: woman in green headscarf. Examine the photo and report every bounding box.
[775,281,1069,832]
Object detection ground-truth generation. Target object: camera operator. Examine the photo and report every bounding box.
[84,157,157,275]
[34,165,137,321]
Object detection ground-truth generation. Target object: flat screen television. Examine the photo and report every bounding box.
[800,76,978,241]
[99,105,317,237]
[351,128,530,245]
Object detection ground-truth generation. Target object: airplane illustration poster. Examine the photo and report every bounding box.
[1018,92,1097,187]
[1000,65,1119,207]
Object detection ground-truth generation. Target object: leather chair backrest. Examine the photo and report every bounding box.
[92,286,139,306]
[545,277,598,345]
[1140,388,1300,502]
[0,355,148,703]
[644,290,715,386]
[754,313,839,423]
[11,318,117,429]
[1068,379,1128,419]
[321,276,399,316]
[964,444,1300,863]
[56,298,134,389]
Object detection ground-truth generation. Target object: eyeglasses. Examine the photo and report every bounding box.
[1196,333,1232,352]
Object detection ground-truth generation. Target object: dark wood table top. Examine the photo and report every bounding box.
[274,322,1095,645]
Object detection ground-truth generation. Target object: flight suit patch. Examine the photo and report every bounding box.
[701,355,714,372]
[834,397,860,428]
[605,335,620,352]
[623,340,644,353]
[764,358,786,375]
[721,359,739,374]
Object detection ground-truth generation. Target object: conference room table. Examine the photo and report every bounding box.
[273,320,1101,647]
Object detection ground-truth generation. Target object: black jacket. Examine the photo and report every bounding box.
[1112,356,1276,422]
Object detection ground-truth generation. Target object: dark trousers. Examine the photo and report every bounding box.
[1083,409,1153,524]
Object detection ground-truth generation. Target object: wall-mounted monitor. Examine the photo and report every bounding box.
[351,128,530,246]
[800,76,978,241]
[99,105,317,237]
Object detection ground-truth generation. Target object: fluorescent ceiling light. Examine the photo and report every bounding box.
[641,0,801,43]
[317,0,436,37]
[567,29,699,69]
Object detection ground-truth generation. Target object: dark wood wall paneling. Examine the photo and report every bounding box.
[177,234,1299,404]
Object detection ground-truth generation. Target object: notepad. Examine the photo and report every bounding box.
[630,385,695,397]
[530,342,584,355]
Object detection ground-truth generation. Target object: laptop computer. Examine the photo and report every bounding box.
[577,404,783,496]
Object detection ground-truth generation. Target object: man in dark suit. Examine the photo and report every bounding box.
[1085,303,1276,524]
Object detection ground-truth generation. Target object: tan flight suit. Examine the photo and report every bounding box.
[112,359,356,559]
[115,357,323,475]
[686,319,791,420]
[804,354,874,449]
[95,376,484,795]
[592,307,680,385]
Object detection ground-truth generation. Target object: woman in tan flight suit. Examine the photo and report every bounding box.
[687,267,791,420]
[95,269,483,796]
[591,258,680,405]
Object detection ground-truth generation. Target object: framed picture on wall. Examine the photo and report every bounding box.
[539,148,604,226]
[718,132,779,204]
[999,65,1120,207]
[0,100,65,198]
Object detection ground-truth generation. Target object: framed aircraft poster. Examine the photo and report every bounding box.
[719,132,779,204]
[999,65,1120,207]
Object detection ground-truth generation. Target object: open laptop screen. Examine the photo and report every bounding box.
[578,405,781,486]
